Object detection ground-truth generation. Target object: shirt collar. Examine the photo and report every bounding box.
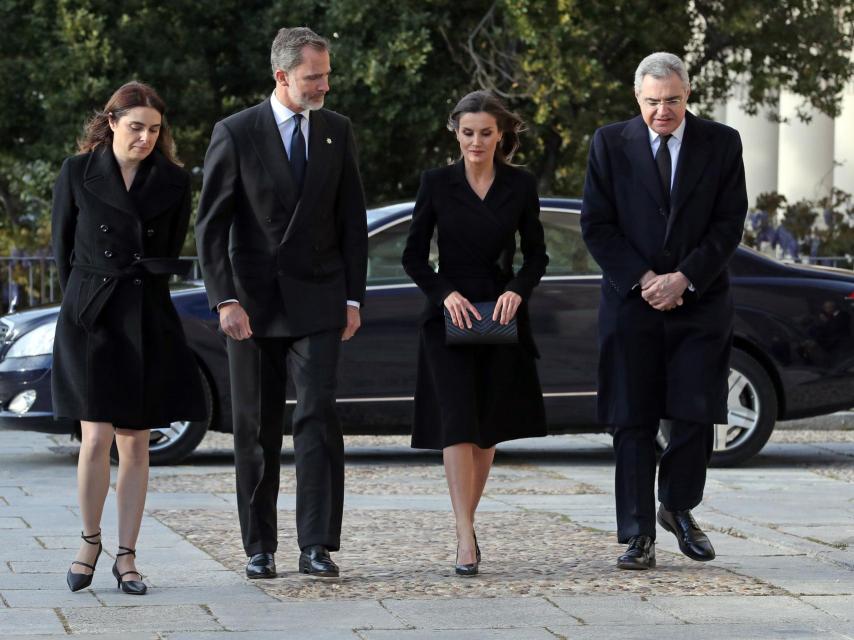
[270,92,309,127]
[647,116,686,145]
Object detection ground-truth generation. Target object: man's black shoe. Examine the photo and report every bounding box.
[617,535,656,570]
[245,552,276,579]
[299,545,339,577]
[657,505,716,561]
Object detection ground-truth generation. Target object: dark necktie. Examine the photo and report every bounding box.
[289,113,307,196]
[655,133,672,201]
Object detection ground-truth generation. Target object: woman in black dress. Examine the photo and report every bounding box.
[402,91,548,575]
[53,82,206,594]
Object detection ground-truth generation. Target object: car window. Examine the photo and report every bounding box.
[367,218,438,285]
[540,209,601,276]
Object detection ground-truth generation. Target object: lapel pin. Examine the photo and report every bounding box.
[326,138,332,144]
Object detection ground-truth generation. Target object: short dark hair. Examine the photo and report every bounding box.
[448,91,526,164]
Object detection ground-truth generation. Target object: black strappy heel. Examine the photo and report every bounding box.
[112,546,147,595]
[66,530,102,592]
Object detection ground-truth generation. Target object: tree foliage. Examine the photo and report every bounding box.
[1,0,852,255]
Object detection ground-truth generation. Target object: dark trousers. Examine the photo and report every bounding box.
[613,420,713,543]
[227,330,344,557]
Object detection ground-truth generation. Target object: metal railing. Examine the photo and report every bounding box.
[0,256,202,314]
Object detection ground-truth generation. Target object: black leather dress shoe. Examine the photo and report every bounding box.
[299,545,339,577]
[617,535,656,570]
[246,552,276,579]
[657,505,716,562]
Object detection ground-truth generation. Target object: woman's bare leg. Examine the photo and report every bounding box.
[443,443,477,565]
[113,428,150,579]
[71,421,113,574]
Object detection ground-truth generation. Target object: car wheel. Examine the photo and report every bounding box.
[656,349,777,467]
[109,366,214,466]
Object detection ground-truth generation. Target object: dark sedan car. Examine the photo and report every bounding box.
[2,198,854,466]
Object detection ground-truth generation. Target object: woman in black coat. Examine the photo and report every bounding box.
[402,91,548,576]
[53,81,206,595]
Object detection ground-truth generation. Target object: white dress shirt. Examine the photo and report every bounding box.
[217,93,359,310]
[647,116,686,192]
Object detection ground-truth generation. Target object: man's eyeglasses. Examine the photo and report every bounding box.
[643,97,684,108]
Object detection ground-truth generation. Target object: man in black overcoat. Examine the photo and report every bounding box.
[581,52,747,570]
[195,27,368,579]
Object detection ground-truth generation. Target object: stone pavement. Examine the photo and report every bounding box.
[0,427,852,639]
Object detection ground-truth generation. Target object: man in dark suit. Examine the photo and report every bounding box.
[196,27,368,579]
[581,52,747,570]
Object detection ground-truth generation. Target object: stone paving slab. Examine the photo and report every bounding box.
[61,604,223,634]
[546,623,854,640]
[167,632,360,640]
[1,588,101,608]
[0,608,66,635]
[801,595,854,621]
[380,596,580,629]
[646,595,833,625]
[362,630,558,640]
[95,586,277,607]
[548,594,683,625]
[716,555,854,595]
[207,601,405,631]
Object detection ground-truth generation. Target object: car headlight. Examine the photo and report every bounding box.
[5,321,56,358]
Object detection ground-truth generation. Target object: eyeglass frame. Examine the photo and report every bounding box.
[641,96,685,108]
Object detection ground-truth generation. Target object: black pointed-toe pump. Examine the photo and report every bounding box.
[112,546,147,595]
[66,530,102,592]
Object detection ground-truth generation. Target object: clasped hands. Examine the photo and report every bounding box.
[640,270,688,311]
[444,290,521,329]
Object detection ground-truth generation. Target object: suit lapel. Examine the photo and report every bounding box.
[282,109,333,243]
[250,99,299,215]
[448,161,510,232]
[666,113,713,240]
[621,116,666,211]
[83,147,138,218]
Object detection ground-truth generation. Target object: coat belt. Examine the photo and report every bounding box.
[72,258,190,330]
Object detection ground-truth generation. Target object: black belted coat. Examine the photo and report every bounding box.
[50,146,207,428]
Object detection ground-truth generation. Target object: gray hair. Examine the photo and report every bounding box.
[633,52,690,93]
[270,27,329,78]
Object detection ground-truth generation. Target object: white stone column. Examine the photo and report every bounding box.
[833,89,854,197]
[724,94,779,209]
[777,91,835,203]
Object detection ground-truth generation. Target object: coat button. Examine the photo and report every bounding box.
[146,228,155,237]
[133,278,142,285]
[133,253,142,260]
[103,250,113,258]
[266,217,273,223]
[663,249,671,257]
[100,224,110,233]
[102,276,110,283]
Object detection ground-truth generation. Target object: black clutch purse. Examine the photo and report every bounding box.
[444,300,518,345]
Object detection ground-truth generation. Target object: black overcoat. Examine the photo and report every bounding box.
[194,100,368,337]
[401,161,549,449]
[51,147,207,428]
[580,112,748,426]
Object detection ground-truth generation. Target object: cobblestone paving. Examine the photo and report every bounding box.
[148,464,604,496]
[152,508,780,601]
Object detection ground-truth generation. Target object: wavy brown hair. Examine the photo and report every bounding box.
[78,81,179,165]
[447,90,526,164]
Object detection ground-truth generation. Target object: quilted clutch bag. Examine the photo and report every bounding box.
[444,300,518,345]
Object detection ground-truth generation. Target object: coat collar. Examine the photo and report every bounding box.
[448,159,515,215]
[83,146,185,221]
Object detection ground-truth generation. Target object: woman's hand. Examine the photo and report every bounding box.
[444,291,482,329]
[493,291,522,325]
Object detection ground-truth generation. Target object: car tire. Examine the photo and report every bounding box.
[656,349,778,467]
[109,365,214,466]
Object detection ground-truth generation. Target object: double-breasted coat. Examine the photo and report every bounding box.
[580,112,748,426]
[402,161,549,450]
[51,146,207,428]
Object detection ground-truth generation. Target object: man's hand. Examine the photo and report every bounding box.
[641,271,689,311]
[341,305,361,341]
[493,291,522,325]
[639,270,657,289]
[219,302,253,340]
